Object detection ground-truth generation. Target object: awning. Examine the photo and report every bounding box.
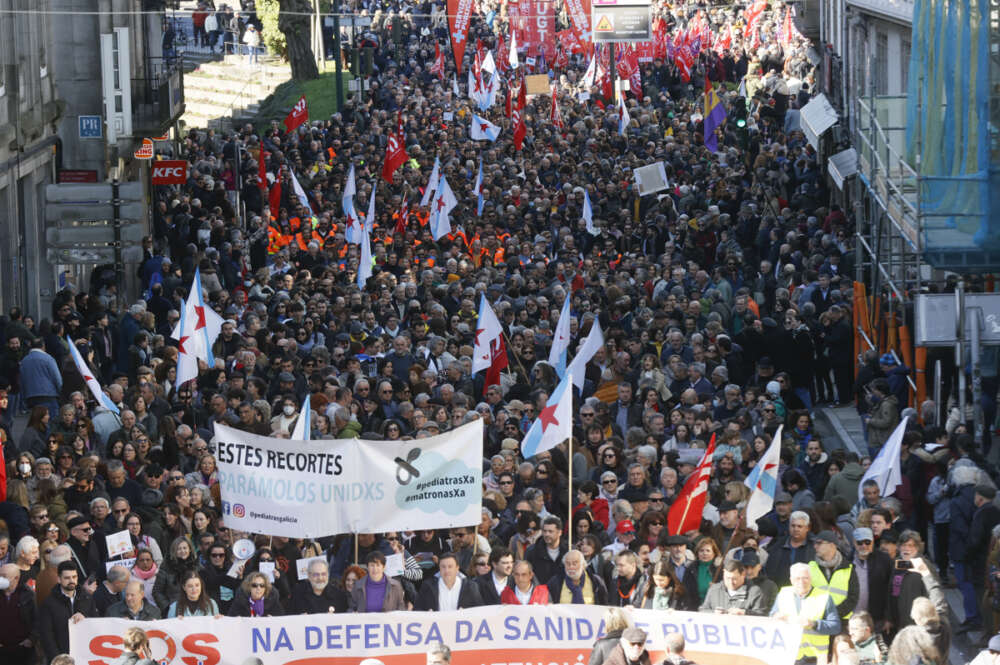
[800,93,839,149]
[828,148,858,190]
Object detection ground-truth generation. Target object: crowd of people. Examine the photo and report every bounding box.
[0,1,997,665]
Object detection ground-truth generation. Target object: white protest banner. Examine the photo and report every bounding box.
[105,530,133,559]
[71,606,802,665]
[215,420,483,538]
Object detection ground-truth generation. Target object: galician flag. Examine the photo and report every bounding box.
[420,157,440,207]
[291,395,312,440]
[471,114,501,141]
[582,189,599,236]
[343,165,361,244]
[549,295,571,377]
[67,337,119,414]
[744,425,783,527]
[859,417,908,500]
[473,159,485,216]
[430,175,457,240]
[171,267,225,385]
[520,372,574,458]
[618,95,631,136]
[566,317,604,390]
[357,224,373,288]
[364,180,376,233]
[472,293,504,373]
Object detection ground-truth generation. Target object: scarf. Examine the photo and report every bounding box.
[565,574,586,604]
[652,586,673,610]
[132,561,158,580]
[249,597,265,616]
[697,561,713,600]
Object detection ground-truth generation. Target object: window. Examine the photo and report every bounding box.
[876,32,889,95]
[901,39,911,93]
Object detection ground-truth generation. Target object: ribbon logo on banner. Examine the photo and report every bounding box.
[394,448,422,485]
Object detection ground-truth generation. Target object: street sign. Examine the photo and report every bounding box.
[915,293,1000,346]
[44,182,145,224]
[45,221,146,246]
[58,169,99,183]
[151,160,189,185]
[79,115,103,139]
[591,0,651,42]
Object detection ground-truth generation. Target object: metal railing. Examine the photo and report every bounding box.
[856,325,919,393]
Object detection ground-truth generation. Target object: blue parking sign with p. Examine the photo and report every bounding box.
[79,115,102,139]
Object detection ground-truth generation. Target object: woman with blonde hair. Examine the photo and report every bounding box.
[111,626,155,665]
[587,607,631,665]
[229,571,284,617]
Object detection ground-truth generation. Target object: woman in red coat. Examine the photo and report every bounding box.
[500,560,551,605]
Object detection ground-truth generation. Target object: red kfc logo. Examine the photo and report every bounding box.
[151,160,188,185]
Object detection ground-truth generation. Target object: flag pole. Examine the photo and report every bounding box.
[567,434,574,548]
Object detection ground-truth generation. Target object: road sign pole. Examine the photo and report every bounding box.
[112,178,123,313]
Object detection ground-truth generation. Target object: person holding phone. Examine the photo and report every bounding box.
[887,531,949,635]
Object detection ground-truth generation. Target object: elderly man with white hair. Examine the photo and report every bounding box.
[771,562,841,664]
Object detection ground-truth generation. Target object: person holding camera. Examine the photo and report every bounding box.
[886,531,948,638]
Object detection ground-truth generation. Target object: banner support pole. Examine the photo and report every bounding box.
[567,434,574,548]
[354,534,359,566]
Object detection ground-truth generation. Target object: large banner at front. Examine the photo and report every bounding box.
[71,606,803,665]
[214,420,483,538]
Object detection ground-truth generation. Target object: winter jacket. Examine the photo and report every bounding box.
[500,584,551,604]
[228,588,284,616]
[866,395,900,450]
[349,576,406,612]
[414,576,483,611]
[547,570,609,605]
[603,643,652,665]
[588,630,624,665]
[153,557,200,610]
[824,462,865,506]
[107,599,161,620]
[698,581,767,615]
[38,588,96,660]
[290,581,349,614]
[949,466,981,563]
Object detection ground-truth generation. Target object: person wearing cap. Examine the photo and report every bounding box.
[972,633,1000,665]
[599,626,651,665]
[603,519,638,558]
[969,484,1000,610]
[850,526,892,629]
[707,500,753,551]
[547,550,608,605]
[808,529,859,619]
[699,558,766,615]
[771,562,841,664]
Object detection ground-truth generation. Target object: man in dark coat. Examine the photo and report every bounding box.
[415,553,483,611]
[851,527,893,629]
[475,547,514,605]
[38,561,96,662]
[524,517,568,588]
[0,564,35,665]
[765,511,816,588]
[290,559,349,613]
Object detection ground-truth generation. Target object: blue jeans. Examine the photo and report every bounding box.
[794,386,813,409]
[245,45,258,63]
[953,562,981,624]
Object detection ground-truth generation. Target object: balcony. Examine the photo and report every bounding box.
[845,0,913,24]
[131,57,185,136]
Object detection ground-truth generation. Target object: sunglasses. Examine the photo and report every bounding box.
[856,539,873,545]
[385,536,400,542]
[603,479,617,485]
[499,481,513,485]
[211,553,226,558]
[251,583,266,588]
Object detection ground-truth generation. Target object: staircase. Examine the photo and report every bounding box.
[179,52,292,132]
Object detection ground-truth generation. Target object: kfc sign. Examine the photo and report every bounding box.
[152,160,188,185]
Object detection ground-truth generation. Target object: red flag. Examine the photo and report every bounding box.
[667,434,718,535]
[483,335,509,395]
[268,177,282,220]
[513,105,525,151]
[393,197,409,236]
[550,84,564,129]
[496,32,510,73]
[284,95,308,133]
[744,0,767,39]
[382,112,408,183]
[430,43,446,80]
[447,0,475,73]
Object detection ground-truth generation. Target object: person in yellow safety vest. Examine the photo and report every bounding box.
[771,562,841,665]
[808,530,859,620]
